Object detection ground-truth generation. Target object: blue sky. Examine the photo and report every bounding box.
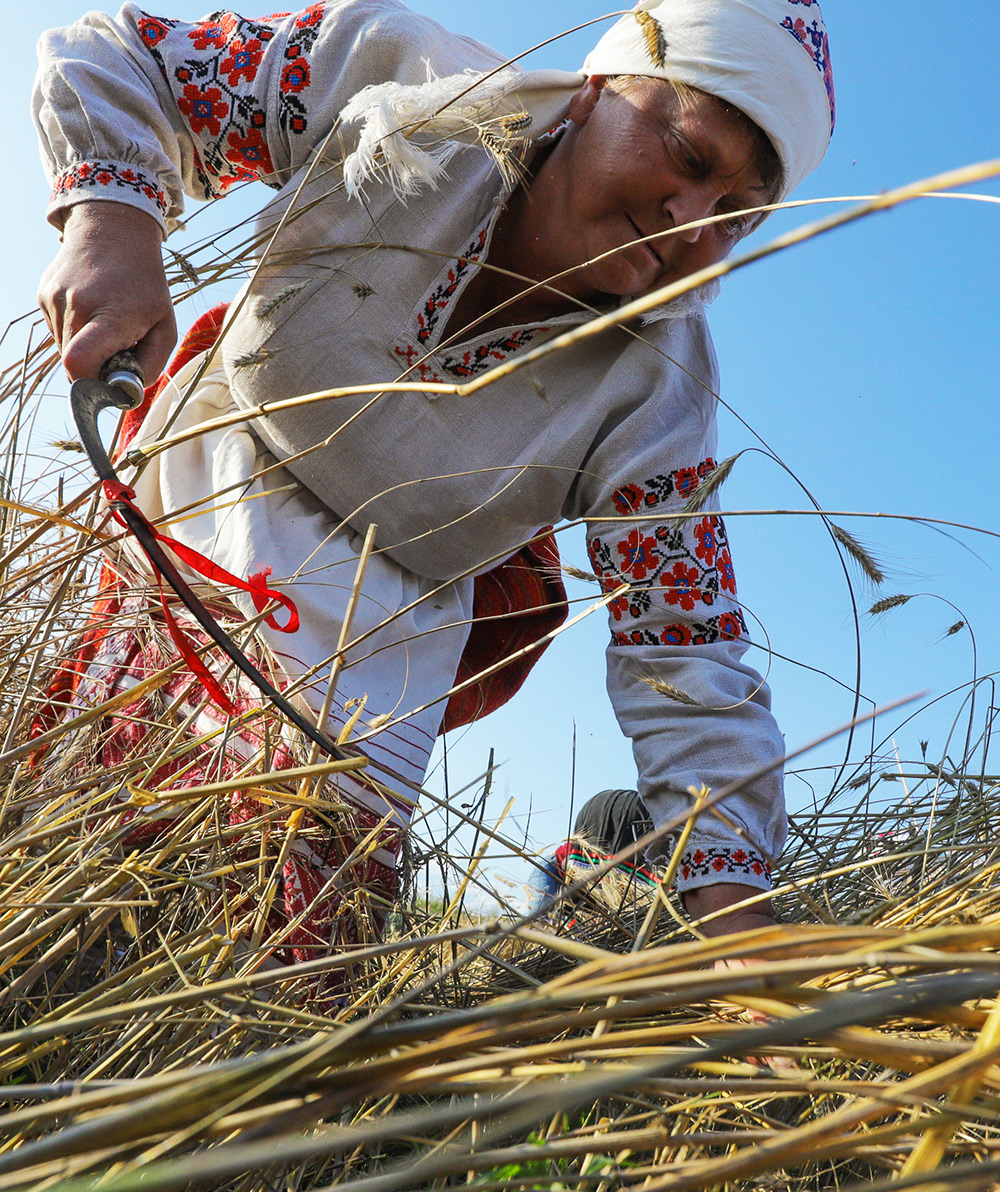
[6,2,999,894]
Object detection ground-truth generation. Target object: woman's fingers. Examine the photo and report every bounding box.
[38,200,176,383]
[714,956,800,1074]
[59,301,176,386]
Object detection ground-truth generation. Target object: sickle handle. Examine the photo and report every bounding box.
[99,349,145,408]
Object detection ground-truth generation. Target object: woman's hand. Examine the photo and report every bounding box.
[685,882,799,1070]
[38,201,176,383]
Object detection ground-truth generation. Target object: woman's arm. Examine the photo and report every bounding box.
[567,316,786,935]
[684,883,775,937]
[33,0,507,377]
[38,201,174,383]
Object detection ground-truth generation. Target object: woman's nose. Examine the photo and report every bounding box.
[665,188,715,242]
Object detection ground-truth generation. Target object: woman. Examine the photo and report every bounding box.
[32,0,834,950]
[531,789,656,917]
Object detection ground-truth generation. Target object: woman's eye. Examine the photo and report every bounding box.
[667,130,703,175]
[718,208,752,238]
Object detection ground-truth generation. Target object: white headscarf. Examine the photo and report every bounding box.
[342,1,833,203]
[583,0,834,196]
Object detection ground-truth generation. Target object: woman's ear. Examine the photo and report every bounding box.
[568,74,606,126]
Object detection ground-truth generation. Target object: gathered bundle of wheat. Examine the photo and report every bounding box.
[5,830,1000,1191]
[2,180,999,1189]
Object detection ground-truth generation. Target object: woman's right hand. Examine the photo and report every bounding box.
[38,200,176,385]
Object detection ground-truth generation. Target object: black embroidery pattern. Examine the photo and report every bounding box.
[414,226,488,346]
[50,161,169,219]
[678,844,771,884]
[437,329,542,378]
[395,223,550,381]
[609,611,746,649]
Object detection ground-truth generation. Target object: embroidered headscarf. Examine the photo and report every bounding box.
[341,0,833,203]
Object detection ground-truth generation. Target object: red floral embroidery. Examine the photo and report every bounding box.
[716,611,743,640]
[616,531,660,582]
[51,160,169,220]
[284,108,308,135]
[219,36,265,84]
[662,560,702,611]
[717,547,736,594]
[780,12,835,131]
[612,482,645,515]
[280,55,310,92]
[394,223,549,382]
[615,609,746,648]
[608,593,630,622]
[131,5,324,200]
[612,458,716,511]
[226,121,274,176]
[177,84,231,136]
[438,329,543,378]
[414,227,488,346]
[592,460,746,650]
[187,13,238,50]
[294,3,324,27]
[673,466,701,498]
[392,345,445,384]
[693,516,718,566]
[138,16,171,48]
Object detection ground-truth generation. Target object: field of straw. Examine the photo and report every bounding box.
[2,126,1000,1192]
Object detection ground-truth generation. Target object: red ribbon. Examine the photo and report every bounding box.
[103,479,300,716]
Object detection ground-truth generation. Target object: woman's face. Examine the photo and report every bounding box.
[532,76,776,303]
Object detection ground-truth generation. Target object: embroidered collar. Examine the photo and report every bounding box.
[392,194,590,385]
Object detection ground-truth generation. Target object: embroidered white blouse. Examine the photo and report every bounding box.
[34,0,788,892]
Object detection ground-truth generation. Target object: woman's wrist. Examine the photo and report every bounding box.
[59,199,163,242]
[39,198,175,382]
[682,882,775,938]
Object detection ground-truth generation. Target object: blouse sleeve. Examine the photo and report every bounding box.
[33,0,506,234]
[567,315,786,895]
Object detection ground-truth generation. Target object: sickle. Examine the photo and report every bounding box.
[70,351,349,762]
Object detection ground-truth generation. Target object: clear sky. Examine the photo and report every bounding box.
[5,2,999,900]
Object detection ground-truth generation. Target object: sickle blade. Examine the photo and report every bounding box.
[68,356,350,764]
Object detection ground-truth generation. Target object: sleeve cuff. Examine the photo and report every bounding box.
[647,828,773,894]
[48,160,169,233]
[671,840,772,893]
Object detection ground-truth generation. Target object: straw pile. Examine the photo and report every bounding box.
[5,785,1000,1192]
[2,169,1000,1190]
